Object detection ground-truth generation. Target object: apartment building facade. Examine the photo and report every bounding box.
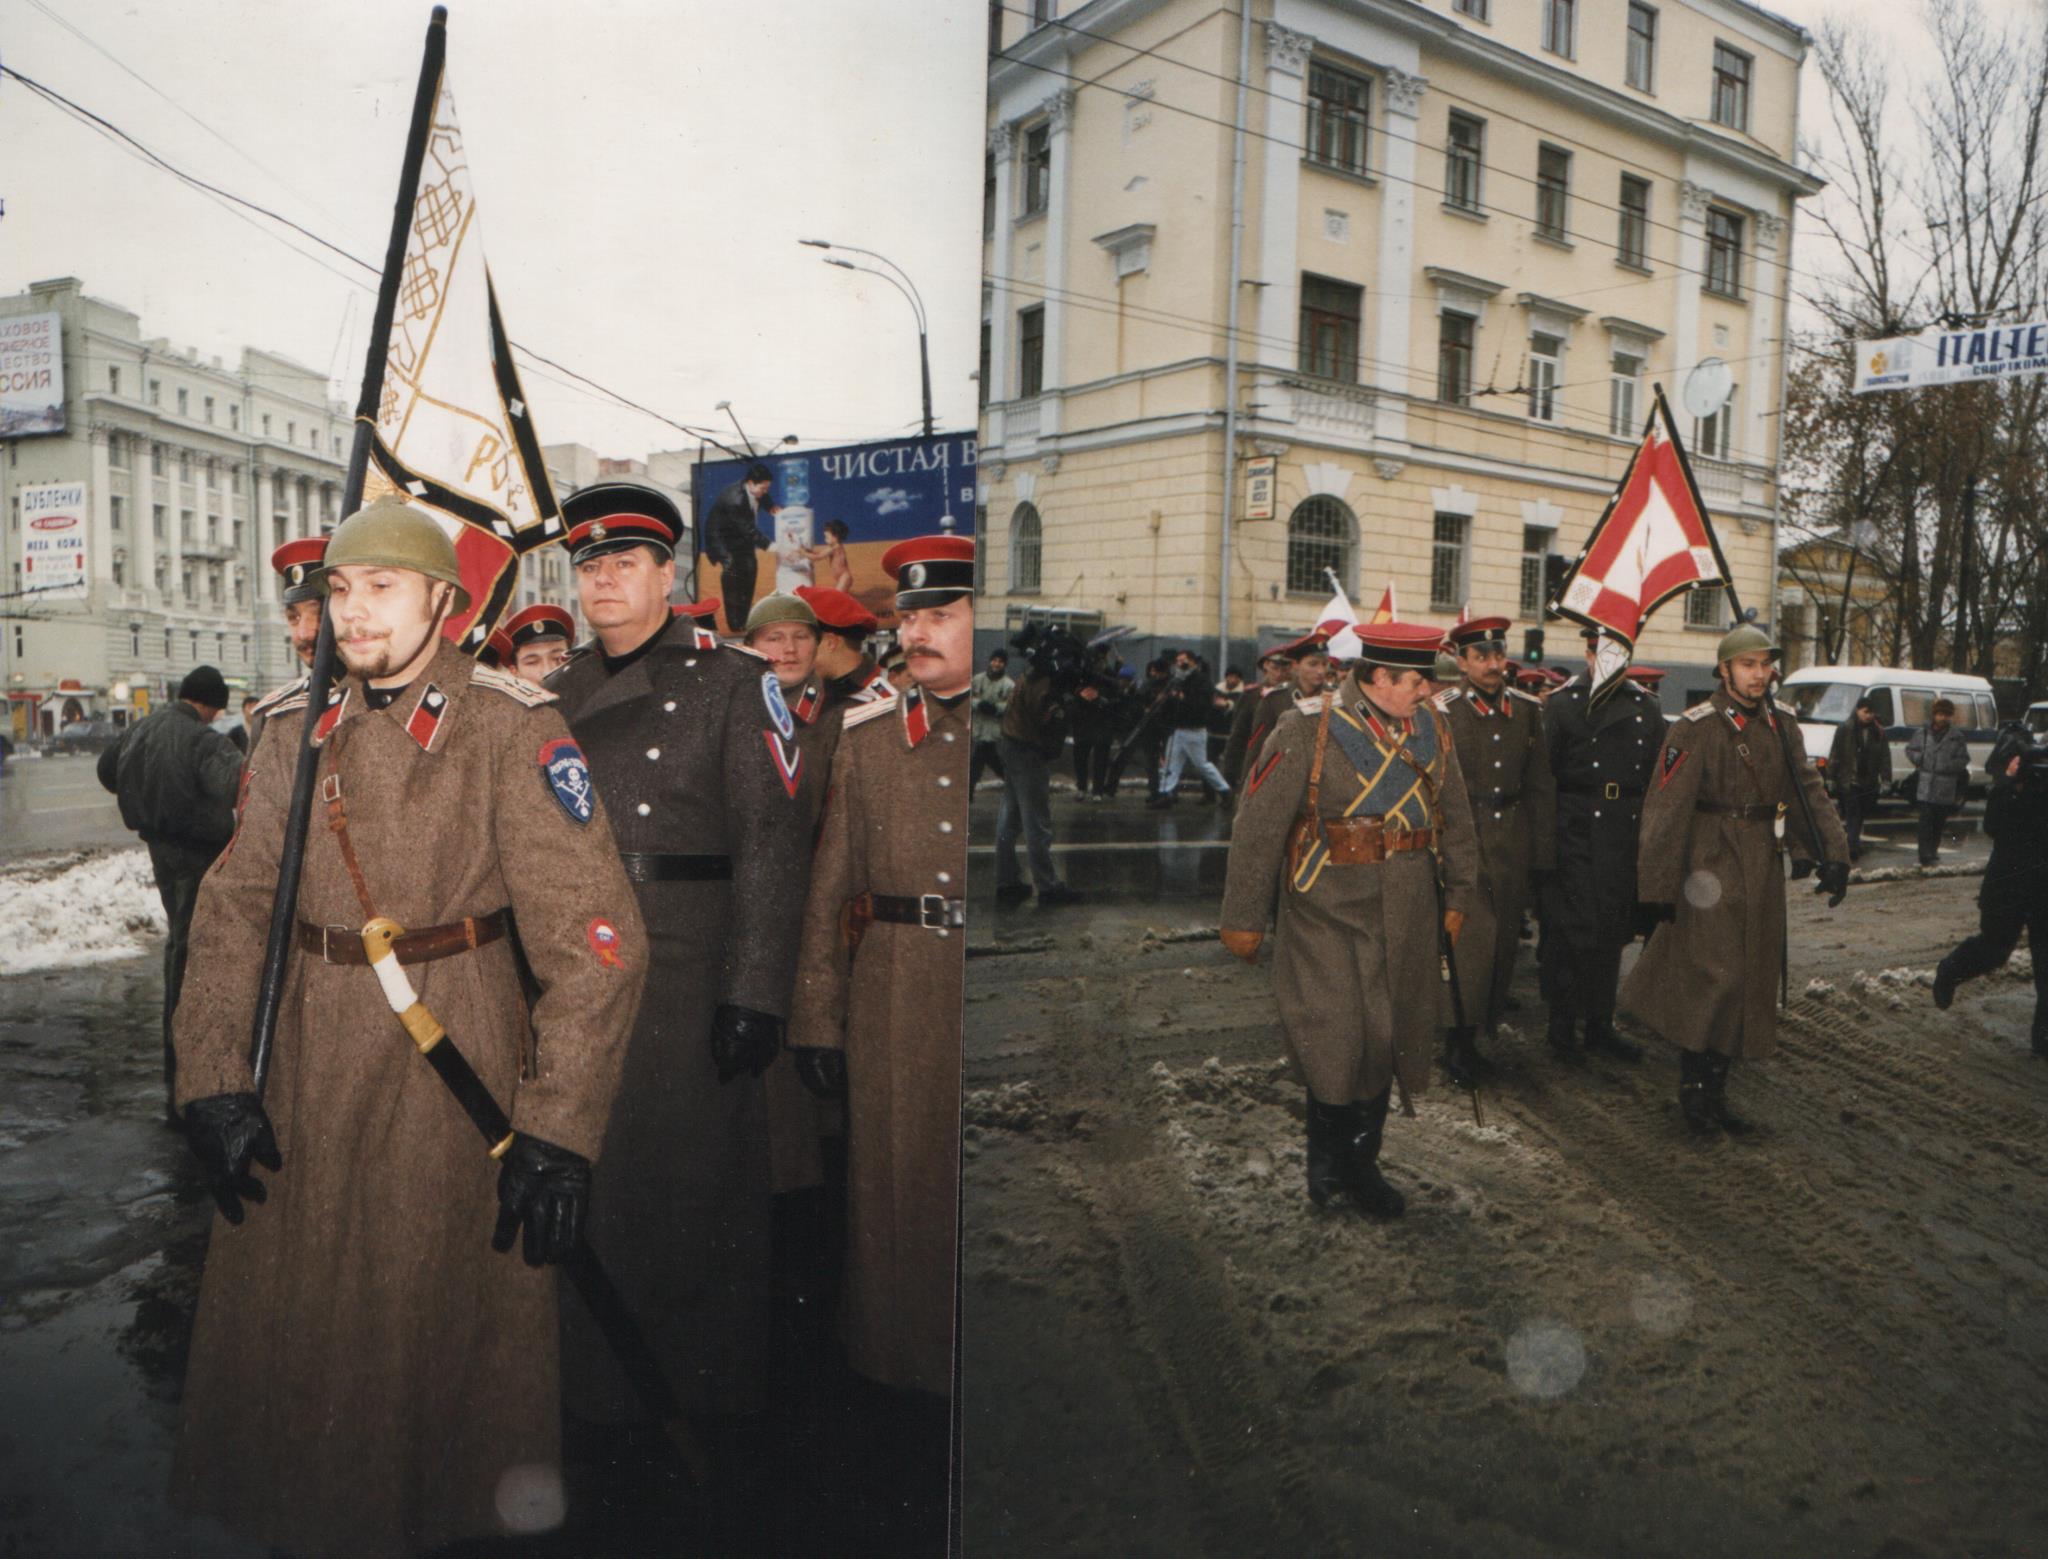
[980,0,1817,696]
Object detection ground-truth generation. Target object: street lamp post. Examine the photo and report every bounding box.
[801,239,934,439]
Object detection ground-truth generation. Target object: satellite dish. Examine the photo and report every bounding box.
[1682,358,1734,421]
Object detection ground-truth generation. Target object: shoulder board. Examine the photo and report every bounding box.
[1507,688,1542,706]
[249,676,308,717]
[843,691,901,731]
[725,642,768,663]
[1682,703,1715,723]
[1774,698,1798,717]
[471,664,559,707]
[1431,688,1461,711]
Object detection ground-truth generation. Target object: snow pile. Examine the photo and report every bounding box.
[0,849,165,975]
[1848,966,1933,1010]
[1804,978,1838,1000]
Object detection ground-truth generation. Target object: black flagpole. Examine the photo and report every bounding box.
[248,6,449,1094]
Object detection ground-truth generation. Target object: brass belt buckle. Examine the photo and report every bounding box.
[1604,781,1620,800]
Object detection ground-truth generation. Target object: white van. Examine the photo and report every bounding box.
[1780,665,2000,799]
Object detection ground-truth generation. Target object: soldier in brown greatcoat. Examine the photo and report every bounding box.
[544,484,812,1479]
[789,533,971,1551]
[1433,616,1556,1084]
[1238,631,1334,775]
[1219,642,1294,789]
[1221,622,1480,1220]
[169,499,645,1558]
[1621,624,1850,1133]
[240,535,327,761]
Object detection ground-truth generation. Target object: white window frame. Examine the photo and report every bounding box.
[1528,332,1564,424]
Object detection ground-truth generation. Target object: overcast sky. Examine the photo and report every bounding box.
[0,0,986,459]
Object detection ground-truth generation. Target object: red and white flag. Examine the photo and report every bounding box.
[1369,580,1397,624]
[1551,387,1734,700]
[361,61,561,653]
[1316,572,1363,661]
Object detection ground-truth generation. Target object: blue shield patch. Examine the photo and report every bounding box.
[539,736,595,824]
[762,672,795,740]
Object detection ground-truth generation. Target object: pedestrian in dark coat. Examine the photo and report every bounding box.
[702,463,776,634]
[1826,696,1892,861]
[1221,624,1479,1220]
[1434,617,1557,1083]
[1933,725,2048,1056]
[1621,626,1849,1134]
[97,663,243,1120]
[546,485,812,1444]
[1907,699,1971,865]
[1538,645,1665,1061]
[170,505,645,1557]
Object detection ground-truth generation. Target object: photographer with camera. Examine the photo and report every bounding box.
[994,624,1093,908]
[1931,723,2048,1058]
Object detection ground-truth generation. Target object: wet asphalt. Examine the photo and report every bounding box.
[0,754,134,866]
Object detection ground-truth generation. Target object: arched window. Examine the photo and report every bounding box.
[1010,502,1043,594]
[1286,496,1357,596]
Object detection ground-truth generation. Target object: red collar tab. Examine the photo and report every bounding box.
[902,683,930,747]
[404,682,449,752]
[693,626,719,651]
[793,683,822,724]
[313,687,348,746]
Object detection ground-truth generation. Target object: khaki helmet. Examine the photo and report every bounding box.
[1432,650,1461,682]
[743,592,818,635]
[318,496,471,615]
[1715,622,1779,665]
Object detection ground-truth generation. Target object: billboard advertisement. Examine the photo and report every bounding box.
[0,313,66,438]
[1853,318,2048,394]
[693,431,975,635]
[20,482,89,600]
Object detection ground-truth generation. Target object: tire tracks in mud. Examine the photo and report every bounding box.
[1028,958,1340,1553]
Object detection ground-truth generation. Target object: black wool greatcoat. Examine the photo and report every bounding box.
[1539,674,1666,958]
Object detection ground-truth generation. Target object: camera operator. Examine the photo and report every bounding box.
[1931,723,2048,1058]
[994,625,1093,908]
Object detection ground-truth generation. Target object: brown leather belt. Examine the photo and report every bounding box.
[297,909,509,965]
[1696,801,1784,823]
[619,852,732,883]
[1291,814,1437,865]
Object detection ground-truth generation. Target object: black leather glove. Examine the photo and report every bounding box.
[711,1004,784,1084]
[184,1092,282,1225]
[793,1046,847,1100]
[1815,860,1850,908]
[490,1133,592,1267]
[1788,857,1815,881]
[1631,902,1675,939]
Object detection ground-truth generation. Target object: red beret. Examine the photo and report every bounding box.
[794,586,878,632]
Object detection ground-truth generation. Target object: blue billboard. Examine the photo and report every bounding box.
[692,430,976,633]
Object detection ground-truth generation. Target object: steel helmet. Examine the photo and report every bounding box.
[317,495,471,615]
[1715,623,1779,664]
[743,592,819,635]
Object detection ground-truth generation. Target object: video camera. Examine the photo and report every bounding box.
[1990,722,2048,794]
[1011,621,1092,693]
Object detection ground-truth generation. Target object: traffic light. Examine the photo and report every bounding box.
[1523,628,1545,664]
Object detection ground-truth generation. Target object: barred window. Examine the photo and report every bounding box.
[1431,513,1470,612]
[1306,63,1370,177]
[1687,585,1725,628]
[1286,497,1357,597]
[1010,502,1043,594]
[1520,526,1554,617]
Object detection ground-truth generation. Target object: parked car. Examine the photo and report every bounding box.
[1781,665,1999,800]
[49,719,125,756]
[2024,700,2048,738]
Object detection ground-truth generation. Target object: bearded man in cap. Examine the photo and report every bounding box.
[1537,629,1665,1064]
[544,482,812,1475]
[96,662,245,1122]
[1221,622,1479,1220]
[168,496,646,1556]
[1433,617,1556,1084]
[241,535,328,759]
[1621,623,1849,1134]
[789,533,970,1550]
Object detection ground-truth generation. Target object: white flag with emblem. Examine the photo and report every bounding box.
[362,60,560,653]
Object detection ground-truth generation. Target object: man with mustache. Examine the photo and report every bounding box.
[240,535,327,760]
[168,495,645,1555]
[790,533,972,1551]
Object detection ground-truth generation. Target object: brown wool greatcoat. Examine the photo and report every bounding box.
[1621,689,1848,1058]
[170,638,646,1559]
[546,618,812,1417]
[788,688,966,1395]
[1221,678,1480,1105]
[1434,683,1556,1032]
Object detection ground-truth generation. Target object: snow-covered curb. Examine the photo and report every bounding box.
[0,849,166,975]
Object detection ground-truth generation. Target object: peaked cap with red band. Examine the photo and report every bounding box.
[1351,621,1447,671]
[561,480,683,566]
[671,598,722,628]
[795,585,879,634]
[1445,615,1512,651]
[882,534,976,609]
[481,628,514,668]
[1274,629,1331,662]
[271,535,329,606]
[503,603,576,649]
[1625,665,1668,686]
